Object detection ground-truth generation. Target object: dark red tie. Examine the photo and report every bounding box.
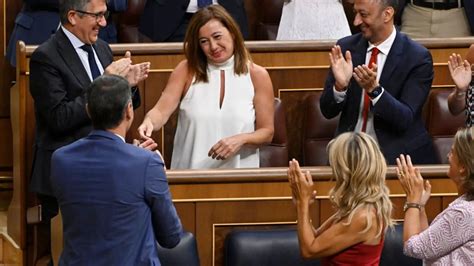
[361,47,379,132]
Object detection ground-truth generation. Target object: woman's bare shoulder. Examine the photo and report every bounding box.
[249,63,269,77]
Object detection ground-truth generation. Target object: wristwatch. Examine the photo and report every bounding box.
[403,202,423,212]
[368,85,383,99]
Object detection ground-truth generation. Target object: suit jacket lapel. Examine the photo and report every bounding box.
[379,31,403,87]
[55,28,91,88]
[93,42,110,70]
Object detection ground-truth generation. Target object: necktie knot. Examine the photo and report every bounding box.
[369,47,379,68]
[80,44,100,80]
[81,44,93,54]
[371,47,379,56]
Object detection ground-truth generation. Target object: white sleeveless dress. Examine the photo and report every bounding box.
[170,56,259,169]
[277,0,351,40]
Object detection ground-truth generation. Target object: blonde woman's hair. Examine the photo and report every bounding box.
[327,132,393,236]
[183,5,251,83]
[453,127,474,201]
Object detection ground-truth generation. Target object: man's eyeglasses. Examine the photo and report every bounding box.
[74,10,110,21]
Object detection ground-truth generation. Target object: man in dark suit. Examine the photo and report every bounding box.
[6,0,128,66]
[29,0,151,224]
[320,0,437,165]
[139,0,249,42]
[50,74,182,265]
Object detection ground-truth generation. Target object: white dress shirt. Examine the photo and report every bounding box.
[62,25,104,81]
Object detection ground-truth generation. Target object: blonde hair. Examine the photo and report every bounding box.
[328,132,393,236]
[453,127,474,200]
[183,5,251,83]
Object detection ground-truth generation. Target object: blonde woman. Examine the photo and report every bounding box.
[397,127,474,265]
[288,132,393,265]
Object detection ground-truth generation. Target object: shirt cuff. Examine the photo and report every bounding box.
[370,87,384,105]
[333,86,347,103]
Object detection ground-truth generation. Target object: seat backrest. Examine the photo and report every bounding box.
[425,88,465,164]
[260,98,289,167]
[302,92,339,166]
[380,223,422,266]
[224,229,320,266]
[157,231,200,266]
[254,0,285,40]
[117,0,148,42]
[224,224,422,266]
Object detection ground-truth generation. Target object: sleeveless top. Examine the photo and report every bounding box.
[321,234,385,266]
[277,0,351,40]
[170,56,259,169]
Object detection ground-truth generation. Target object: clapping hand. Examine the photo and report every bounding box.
[353,64,379,93]
[396,155,431,205]
[329,45,353,91]
[105,56,131,77]
[123,51,150,86]
[448,53,472,92]
[288,159,317,205]
[105,51,150,86]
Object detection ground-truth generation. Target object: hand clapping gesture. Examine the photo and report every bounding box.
[396,155,431,205]
[288,159,317,206]
[329,45,353,91]
[353,64,379,93]
[105,51,150,86]
[448,53,472,93]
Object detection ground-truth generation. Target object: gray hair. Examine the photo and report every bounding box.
[59,0,108,25]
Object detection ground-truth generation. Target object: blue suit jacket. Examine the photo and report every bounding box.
[320,31,438,165]
[51,130,182,265]
[6,0,127,66]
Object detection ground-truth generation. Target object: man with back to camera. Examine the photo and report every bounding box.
[28,0,153,260]
[320,0,438,164]
[51,74,182,265]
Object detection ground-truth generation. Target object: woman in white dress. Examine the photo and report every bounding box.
[138,5,274,169]
[277,0,352,40]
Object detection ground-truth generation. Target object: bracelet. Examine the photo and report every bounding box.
[403,202,423,212]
